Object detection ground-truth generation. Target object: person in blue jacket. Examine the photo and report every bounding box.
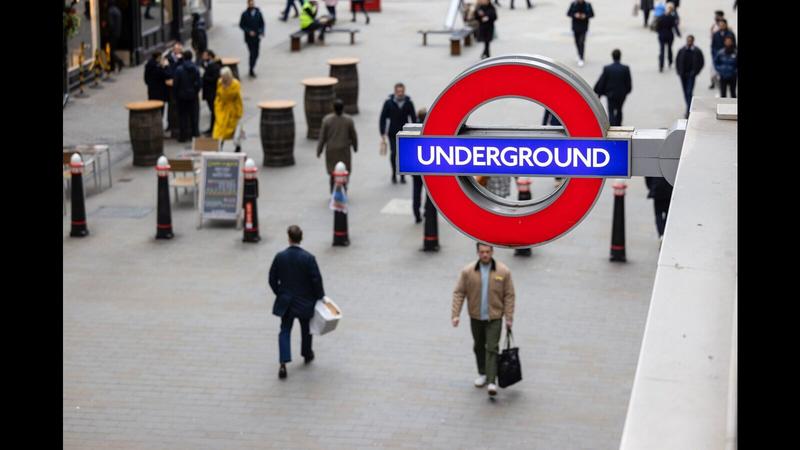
[269,225,326,379]
[714,36,738,98]
[239,0,265,78]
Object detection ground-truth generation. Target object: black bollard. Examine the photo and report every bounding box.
[242,158,261,243]
[609,181,627,262]
[514,177,532,256]
[69,153,89,237]
[331,162,350,246]
[155,156,174,239]
[422,194,439,251]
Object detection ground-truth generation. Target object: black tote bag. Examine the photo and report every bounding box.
[497,327,522,388]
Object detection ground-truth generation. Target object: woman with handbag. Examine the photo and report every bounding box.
[212,67,244,152]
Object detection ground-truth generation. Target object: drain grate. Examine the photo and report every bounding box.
[89,206,153,219]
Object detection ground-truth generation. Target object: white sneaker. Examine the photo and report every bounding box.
[487,383,498,396]
[474,375,487,387]
[577,59,585,67]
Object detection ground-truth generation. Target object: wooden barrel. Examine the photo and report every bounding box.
[221,57,240,79]
[126,101,165,167]
[259,100,297,167]
[328,58,360,115]
[302,77,338,140]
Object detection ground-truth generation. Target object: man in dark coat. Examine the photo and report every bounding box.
[144,52,169,116]
[542,110,564,185]
[566,0,594,66]
[269,225,326,379]
[640,0,654,27]
[379,83,417,184]
[675,35,704,118]
[164,42,184,135]
[711,19,736,62]
[201,50,222,135]
[191,14,208,65]
[106,0,125,72]
[645,177,673,241]
[593,49,632,127]
[714,36,738,98]
[239,0,266,78]
[173,50,202,142]
[475,0,497,59]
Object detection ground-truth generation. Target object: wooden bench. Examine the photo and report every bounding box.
[291,29,314,52]
[322,28,359,45]
[418,29,452,46]
[449,28,474,56]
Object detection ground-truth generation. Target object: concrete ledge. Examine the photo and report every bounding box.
[619,97,737,450]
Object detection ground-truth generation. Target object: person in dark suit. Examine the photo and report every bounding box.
[144,52,169,116]
[239,0,266,78]
[645,177,673,241]
[201,50,222,135]
[675,35,704,118]
[566,0,594,66]
[542,110,564,186]
[412,108,428,223]
[191,14,208,65]
[173,50,202,142]
[106,0,125,72]
[593,49,632,127]
[379,83,417,184]
[269,225,326,379]
[475,0,498,59]
[656,2,681,72]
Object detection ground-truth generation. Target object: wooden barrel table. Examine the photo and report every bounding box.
[125,100,165,167]
[221,57,241,79]
[328,58,360,114]
[259,100,297,167]
[302,77,338,139]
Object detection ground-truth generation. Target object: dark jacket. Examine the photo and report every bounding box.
[240,7,265,38]
[656,13,680,40]
[714,48,738,80]
[567,1,594,33]
[675,45,704,78]
[594,62,632,102]
[269,246,325,319]
[191,17,208,54]
[711,29,736,54]
[640,0,653,10]
[475,4,497,43]
[144,59,169,101]
[108,5,122,40]
[645,177,673,200]
[379,94,417,137]
[166,52,182,78]
[202,59,222,101]
[173,60,201,101]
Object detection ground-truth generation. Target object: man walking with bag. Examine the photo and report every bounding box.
[269,225,326,379]
[452,242,516,397]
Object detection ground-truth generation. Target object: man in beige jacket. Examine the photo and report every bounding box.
[317,99,358,193]
[452,242,515,396]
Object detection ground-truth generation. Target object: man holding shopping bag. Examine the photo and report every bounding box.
[452,242,516,397]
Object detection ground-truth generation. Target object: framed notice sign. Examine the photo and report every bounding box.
[198,152,246,228]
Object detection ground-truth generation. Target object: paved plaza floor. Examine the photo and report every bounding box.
[63,1,737,448]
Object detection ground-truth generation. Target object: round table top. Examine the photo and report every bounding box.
[302,77,339,87]
[327,57,360,66]
[221,57,240,65]
[126,100,164,110]
[258,100,297,109]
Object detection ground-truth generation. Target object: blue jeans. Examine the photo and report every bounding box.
[680,75,695,113]
[279,312,312,363]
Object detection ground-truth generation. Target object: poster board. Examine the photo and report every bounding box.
[198,152,246,228]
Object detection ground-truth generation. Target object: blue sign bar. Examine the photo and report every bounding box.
[398,136,630,178]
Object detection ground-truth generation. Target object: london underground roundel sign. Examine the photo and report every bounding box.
[397,55,628,249]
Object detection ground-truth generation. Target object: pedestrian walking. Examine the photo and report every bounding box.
[164,42,184,135]
[708,11,725,89]
[475,0,498,60]
[593,49,632,127]
[640,0,654,27]
[510,0,533,9]
[351,0,370,24]
[317,99,358,193]
[675,35,704,118]
[412,108,428,224]
[714,36,737,98]
[656,2,680,72]
[379,83,417,184]
[173,50,202,143]
[212,67,244,152]
[201,50,222,135]
[106,0,125,72]
[300,0,326,41]
[269,225,326,380]
[280,0,300,21]
[566,0,594,67]
[542,110,564,186]
[191,13,208,65]
[644,177,673,242]
[144,52,169,113]
[240,0,265,78]
[452,242,516,397]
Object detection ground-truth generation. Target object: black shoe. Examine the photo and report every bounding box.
[249,71,256,78]
[279,364,287,379]
[235,145,241,153]
[366,17,370,24]
[279,17,288,22]
[400,175,406,184]
[415,216,422,224]
[391,176,397,184]
[304,352,315,364]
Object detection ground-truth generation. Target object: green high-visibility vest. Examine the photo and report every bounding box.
[300,0,317,29]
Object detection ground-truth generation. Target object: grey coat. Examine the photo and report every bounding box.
[317,113,358,174]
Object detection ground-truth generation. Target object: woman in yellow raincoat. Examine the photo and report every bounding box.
[212,67,244,152]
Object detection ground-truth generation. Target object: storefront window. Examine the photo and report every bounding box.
[141,0,164,34]
[65,0,99,70]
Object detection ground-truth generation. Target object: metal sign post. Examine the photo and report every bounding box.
[397,55,686,249]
